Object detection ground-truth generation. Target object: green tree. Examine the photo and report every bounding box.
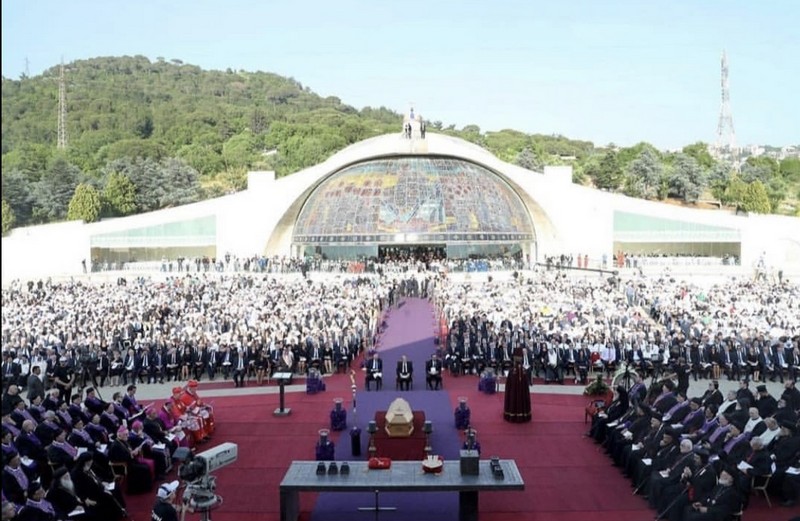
[200,167,248,197]
[177,143,224,176]
[723,174,748,207]
[221,130,258,170]
[1,143,53,180]
[744,156,779,177]
[96,138,168,165]
[460,124,483,145]
[766,177,786,213]
[681,142,716,169]
[484,130,530,163]
[159,158,201,207]
[617,142,659,168]
[707,163,733,202]
[625,148,663,199]
[104,157,162,212]
[667,154,705,203]
[1,169,34,225]
[67,183,102,222]
[102,171,138,217]
[1,199,15,235]
[779,157,800,182]
[31,155,82,222]
[134,114,155,139]
[740,180,771,214]
[740,162,772,183]
[592,151,623,191]
[514,147,543,172]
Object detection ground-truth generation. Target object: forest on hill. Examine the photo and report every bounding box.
[2,55,799,234]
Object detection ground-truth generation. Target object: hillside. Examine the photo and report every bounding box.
[1,56,798,232]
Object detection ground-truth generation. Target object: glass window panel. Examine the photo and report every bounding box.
[293,157,533,245]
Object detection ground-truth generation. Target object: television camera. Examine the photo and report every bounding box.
[175,442,238,520]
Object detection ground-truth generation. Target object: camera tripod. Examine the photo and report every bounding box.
[618,361,633,390]
[181,479,222,521]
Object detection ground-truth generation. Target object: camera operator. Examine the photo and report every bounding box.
[73,346,96,391]
[151,480,185,521]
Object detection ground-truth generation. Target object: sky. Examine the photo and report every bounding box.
[2,0,798,150]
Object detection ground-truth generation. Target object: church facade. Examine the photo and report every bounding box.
[3,131,799,282]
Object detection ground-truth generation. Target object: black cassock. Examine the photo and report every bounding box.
[503,360,531,423]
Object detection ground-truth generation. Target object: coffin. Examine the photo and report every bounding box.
[384,398,414,437]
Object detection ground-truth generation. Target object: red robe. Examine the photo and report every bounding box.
[179,389,215,440]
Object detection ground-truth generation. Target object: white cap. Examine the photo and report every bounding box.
[157,480,179,499]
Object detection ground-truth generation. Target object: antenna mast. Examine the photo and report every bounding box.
[714,50,737,165]
[57,60,68,150]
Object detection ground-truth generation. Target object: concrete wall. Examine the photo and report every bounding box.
[2,221,89,284]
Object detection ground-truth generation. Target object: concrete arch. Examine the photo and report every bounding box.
[263,133,560,261]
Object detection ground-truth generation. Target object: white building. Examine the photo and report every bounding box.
[3,132,799,283]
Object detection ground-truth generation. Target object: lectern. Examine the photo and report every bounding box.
[273,372,293,416]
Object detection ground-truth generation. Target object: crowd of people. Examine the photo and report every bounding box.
[434,272,799,388]
[589,375,800,519]
[1,367,224,520]
[431,271,799,517]
[1,273,443,520]
[1,275,396,393]
[2,261,799,518]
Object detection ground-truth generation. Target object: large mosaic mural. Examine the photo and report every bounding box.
[293,157,534,245]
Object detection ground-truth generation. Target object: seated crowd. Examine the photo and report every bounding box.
[1,261,798,519]
[434,273,799,389]
[589,375,800,519]
[0,275,428,395]
[0,379,214,520]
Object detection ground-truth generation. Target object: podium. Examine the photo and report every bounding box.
[273,372,293,416]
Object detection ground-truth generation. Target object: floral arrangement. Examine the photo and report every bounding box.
[583,374,611,396]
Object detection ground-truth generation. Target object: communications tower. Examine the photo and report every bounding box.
[714,51,737,163]
[57,61,67,150]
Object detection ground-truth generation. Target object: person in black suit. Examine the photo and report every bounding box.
[396,355,413,391]
[148,347,165,385]
[2,355,21,392]
[365,353,383,391]
[232,347,248,388]
[25,367,44,406]
[204,348,218,381]
[425,353,443,390]
[120,385,143,418]
[736,437,773,507]
[141,408,178,457]
[700,381,723,408]
[2,384,24,417]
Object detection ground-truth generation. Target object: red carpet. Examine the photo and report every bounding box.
[122,375,788,521]
[121,299,787,521]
